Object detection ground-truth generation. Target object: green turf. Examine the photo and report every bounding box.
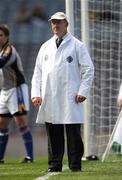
[0,157,122,180]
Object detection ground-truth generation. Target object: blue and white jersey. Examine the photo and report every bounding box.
[0,43,26,90]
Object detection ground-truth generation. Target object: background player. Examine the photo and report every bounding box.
[0,24,33,163]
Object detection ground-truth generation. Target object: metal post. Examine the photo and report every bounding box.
[81,0,90,157]
[65,0,74,35]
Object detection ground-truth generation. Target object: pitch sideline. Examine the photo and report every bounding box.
[35,165,68,180]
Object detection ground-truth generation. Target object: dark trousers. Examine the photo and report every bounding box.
[45,122,84,171]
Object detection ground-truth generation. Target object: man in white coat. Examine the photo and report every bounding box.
[31,12,94,172]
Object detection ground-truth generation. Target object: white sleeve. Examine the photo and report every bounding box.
[77,43,94,97]
[31,49,42,99]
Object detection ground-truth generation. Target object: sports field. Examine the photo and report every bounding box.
[0,157,122,180]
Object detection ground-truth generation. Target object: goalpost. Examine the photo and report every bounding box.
[65,0,74,35]
[65,0,122,160]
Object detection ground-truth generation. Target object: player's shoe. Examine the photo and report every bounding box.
[21,157,33,163]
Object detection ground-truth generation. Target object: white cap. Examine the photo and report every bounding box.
[48,12,68,22]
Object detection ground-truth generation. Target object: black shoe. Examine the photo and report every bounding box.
[21,157,33,163]
[0,160,4,164]
[86,154,99,161]
[47,168,62,172]
[70,168,81,172]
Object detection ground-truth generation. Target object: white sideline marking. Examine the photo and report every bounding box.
[35,172,59,180]
[35,165,68,180]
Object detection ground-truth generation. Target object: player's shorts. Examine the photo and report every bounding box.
[0,83,29,117]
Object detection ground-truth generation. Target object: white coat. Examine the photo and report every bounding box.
[31,32,94,124]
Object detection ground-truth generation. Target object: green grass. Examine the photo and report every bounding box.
[0,157,122,180]
[0,157,47,180]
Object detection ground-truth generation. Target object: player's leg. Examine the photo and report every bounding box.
[14,114,33,163]
[10,84,34,163]
[0,89,12,163]
[0,115,11,163]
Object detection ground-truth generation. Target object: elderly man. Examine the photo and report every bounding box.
[31,12,94,172]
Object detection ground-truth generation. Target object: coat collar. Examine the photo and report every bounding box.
[51,32,72,47]
[53,32,72,41]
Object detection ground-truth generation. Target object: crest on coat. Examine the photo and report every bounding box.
[66,56,73,63]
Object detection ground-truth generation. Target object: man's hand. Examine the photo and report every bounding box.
[75,95,86,104]
[31,97,42,107]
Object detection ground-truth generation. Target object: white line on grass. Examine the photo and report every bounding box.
[35,165,68,180]
[35,172,60,180]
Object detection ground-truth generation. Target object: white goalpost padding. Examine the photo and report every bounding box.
[80,0,90,157]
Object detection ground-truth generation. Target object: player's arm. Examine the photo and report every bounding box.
[117,83,122,106]
[0,45,12,68]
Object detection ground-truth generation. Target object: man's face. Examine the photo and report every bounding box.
[51,19,68,37]
[0,30,8,47]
